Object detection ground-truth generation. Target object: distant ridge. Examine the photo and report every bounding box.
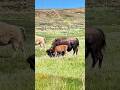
[35,8,85,14]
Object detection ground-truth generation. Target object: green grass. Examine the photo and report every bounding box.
[35,9,85,90]
[35,28,85,90]
[36,74,84,90]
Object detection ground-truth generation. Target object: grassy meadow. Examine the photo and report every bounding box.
[86,7,120,90]
[35,9,85,90]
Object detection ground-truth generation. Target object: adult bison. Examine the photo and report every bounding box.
[0,22,26,58]
[85,26,106,68]
[35,35,45,48]
[51,37,79,55]
[27,54,35,71]
[46,45,68,57]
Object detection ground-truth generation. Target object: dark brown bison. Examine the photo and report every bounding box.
[85,26,106,68]
[51,37,79,55]
[46,45,68,57]
[27,54,35,71]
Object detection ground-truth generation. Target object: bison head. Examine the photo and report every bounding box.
[46,48,55,57]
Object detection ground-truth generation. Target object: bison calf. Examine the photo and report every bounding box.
[46,45,68,57]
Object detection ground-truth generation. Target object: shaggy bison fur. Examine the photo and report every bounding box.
[46,45,68,57]
[51,37,79,55]
[85,26,106,68]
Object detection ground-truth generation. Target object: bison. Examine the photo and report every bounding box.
[51,37,79,55]
[46,45,68,57]
[85,26,106,68]
[0,22,26,58]
[27,54,35,71]
[35,35,45,48]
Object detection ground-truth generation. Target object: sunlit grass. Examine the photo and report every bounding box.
[35,28,85,90]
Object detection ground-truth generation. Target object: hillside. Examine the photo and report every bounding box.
[35,8,85,31]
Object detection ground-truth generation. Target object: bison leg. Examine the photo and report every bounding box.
[42,43,45,48]
[39,44,42,47]
[58,52,62,57]
[98,51,103,68]
[54,52,58,57]
[91,50,99,68]
[73,47,78,55]
[75,48,78,55]
[62,51,65,56]
[73,47,75,55]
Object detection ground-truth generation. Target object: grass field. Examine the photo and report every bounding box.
[35,9,85,90]
[35,29,85,90]
[86,7,120,90]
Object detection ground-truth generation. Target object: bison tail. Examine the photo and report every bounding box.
[76,38,79,47]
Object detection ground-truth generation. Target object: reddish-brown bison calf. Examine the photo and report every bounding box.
[46,45,68,57]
